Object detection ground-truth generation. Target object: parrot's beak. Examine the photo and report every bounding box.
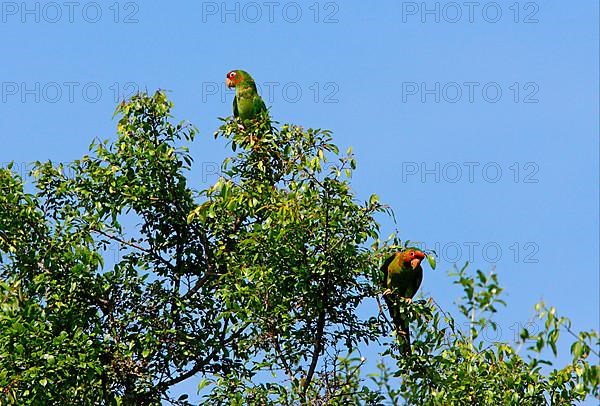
[226,78,235,88]
[411,251,426,269]
[410,258,422,270]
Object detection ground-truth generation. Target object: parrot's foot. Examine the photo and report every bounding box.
[382,289,392,296]
[402,297,413,304]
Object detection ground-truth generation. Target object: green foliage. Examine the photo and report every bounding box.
[0,91,597,405]
[374,264,599,405]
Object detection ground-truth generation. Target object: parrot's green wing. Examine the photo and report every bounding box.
[381,254,395,289]
[253,94,267,115]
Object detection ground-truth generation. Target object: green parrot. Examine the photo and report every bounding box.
[381,248,427,355]
[226,69,268,123]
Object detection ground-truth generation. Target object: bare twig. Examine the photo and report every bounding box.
[91,227,173,269]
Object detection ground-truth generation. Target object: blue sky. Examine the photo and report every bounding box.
[1,0,598,402]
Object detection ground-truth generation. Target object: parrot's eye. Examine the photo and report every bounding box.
[228,71,236,79]
[409,251,415,257]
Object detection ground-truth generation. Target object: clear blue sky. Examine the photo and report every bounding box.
[1,1,598,402]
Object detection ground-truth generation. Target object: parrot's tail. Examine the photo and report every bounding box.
[395,316,412,355]
[385,295,413,355]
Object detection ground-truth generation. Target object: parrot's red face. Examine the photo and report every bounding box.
[226,70,241,88]
[398,249,426,270]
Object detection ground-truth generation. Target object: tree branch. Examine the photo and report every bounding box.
[152,322,250,393]
[91,227,173,270]
[302,310,326,402]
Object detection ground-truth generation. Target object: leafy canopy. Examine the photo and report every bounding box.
[0,91,597,405]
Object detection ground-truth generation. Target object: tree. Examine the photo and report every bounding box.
[0,91,597,405]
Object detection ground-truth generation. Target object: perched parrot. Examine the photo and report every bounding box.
[226,70,268,123]
[381,248,427,355]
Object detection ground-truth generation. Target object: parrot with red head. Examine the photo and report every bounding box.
[381,248,428,354]
[226,70,268,123]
